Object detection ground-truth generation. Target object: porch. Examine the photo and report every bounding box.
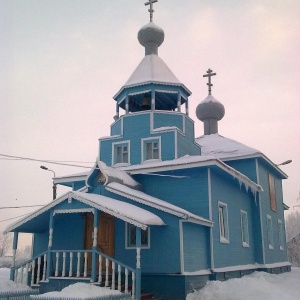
[6,190,165,300]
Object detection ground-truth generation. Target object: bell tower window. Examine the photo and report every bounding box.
[142,137,161,162]
[112,141,130,166]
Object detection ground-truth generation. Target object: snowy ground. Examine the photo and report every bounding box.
[187,268,300,300]
[1,267,300,299]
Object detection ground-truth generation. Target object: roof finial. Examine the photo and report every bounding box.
[203,68,216,95]
[145,0,158,22]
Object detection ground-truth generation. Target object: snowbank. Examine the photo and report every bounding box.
[187,268,300,300]
[0,268,32,292]
[32,283,123,298]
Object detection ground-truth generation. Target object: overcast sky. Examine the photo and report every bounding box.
[0,0,299,236]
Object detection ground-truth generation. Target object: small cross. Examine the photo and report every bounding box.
[203,68,217,95]
[145,0,158,22]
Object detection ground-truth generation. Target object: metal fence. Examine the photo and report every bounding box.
[30,293,132,300]
[0,289,39,300]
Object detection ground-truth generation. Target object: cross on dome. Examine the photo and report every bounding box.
[203,68,216,95]
[145,0,158,22]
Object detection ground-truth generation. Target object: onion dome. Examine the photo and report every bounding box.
[138,22,164,56]
[196,95,225,121]
[196,95,225,135]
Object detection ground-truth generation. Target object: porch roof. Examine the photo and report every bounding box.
[106,182,212,227]
[5,191,165,234]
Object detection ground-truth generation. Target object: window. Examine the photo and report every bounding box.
[268,173,277,211]
[142,137,161,162]
[218,202,229,243]
[240,210,249,247]
[126,223,150,249]
[278,219,284,250]
[267,215,274,249]
[113,141,130,165]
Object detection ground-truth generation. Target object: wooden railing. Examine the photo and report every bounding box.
[12,250,137,299]
[13,251,47,286]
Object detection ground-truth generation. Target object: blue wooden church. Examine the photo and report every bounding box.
[6,1,290,299]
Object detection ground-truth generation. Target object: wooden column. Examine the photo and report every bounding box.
[91,209,99,282]
[177,93,181,112]
[185,99,189,116]
[125,95,129,114]
[135,227,142,300]
[46,210,54,279]
[151,90,155,111]
[10,232,19,281]
[114,103,120,120]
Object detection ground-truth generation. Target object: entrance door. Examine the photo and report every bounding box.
[84,212,115,271]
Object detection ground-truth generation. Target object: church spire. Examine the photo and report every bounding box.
[145,0,158,22]
[138,0,164,56]
[196,69,225,135]
[203,68,216,95]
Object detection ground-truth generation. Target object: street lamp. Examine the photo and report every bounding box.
[276,160,292,166]
[40,165,57,200]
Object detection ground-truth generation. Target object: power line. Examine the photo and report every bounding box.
[0,213,31,223]
[0,154,94,168]
[0,205,45,210]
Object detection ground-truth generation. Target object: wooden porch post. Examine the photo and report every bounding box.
[185,99,189,116]
[151,90,155,111]
[135,226,141,300]
[46,209,54,279]
[10,231,19,281]
[177,93,181,112]
[91,209,99,282]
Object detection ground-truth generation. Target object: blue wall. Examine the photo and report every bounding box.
[182,222,210,272]
[257,161,288,264]
[134,167,210,219]
[210,169,257,268]
[101,112,200,166]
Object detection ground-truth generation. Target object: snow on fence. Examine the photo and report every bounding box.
[30,294,132,300]
[0,289,39,300]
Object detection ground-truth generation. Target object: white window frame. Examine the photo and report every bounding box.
[218,201,229,243]
[125,223,150,249]
[278,219,284,250]
[240,210,250,247]
[267,215,274,250]
[112,140,130,166]
[141,136,161,162]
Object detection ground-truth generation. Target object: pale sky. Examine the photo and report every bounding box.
[0,0,299,235]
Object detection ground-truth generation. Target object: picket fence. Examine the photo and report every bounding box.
[30,293,132,300]
[0,289,39,300]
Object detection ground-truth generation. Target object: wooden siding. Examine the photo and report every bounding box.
[210,169,257,268]
[257,162,288,264]
[182,222,210,272]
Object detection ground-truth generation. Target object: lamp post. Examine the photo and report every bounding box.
[40,165,57,200]
[276,160,292,166]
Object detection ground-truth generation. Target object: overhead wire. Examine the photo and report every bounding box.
[0,213,32,223]
[0,154,94,168]
[0,205,45,210]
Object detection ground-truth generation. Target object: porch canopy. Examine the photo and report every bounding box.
[5,190,165,234]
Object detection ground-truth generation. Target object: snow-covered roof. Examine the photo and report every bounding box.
[125,54,180,87]
[196,134,261,159]
[196,134,288,178]
[106,182,212,227]
[123,155,262,194]
[86,160,142,190]
[5,190,165,233]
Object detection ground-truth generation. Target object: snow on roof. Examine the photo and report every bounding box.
[73,191,164,228]
[106,182,212,227]
[196,134,288,179]
[86,159,142,190]
[196,134,261,160]
[124,155,262,194]
[5,190,165,233]
[124,54,181,87]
